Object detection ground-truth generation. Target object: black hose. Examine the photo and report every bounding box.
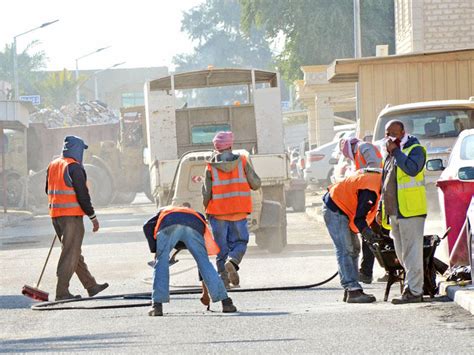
[31,271,339,311]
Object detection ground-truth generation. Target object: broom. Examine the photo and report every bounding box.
[22,235,57,302]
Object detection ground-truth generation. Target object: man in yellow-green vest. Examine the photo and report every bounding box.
[377,120,427,304]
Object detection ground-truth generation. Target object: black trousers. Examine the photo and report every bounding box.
[359,239,375,277]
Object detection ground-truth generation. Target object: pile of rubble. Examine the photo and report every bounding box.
[30,100,119,128]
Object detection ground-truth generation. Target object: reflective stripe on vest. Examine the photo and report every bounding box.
[47,157,85,218]
[396,144,427,217]
[49,202,82,208]
[153,206,220,256]
[354,143,383,170]
[47,190,76,195]
[329,171,382,233]
[205,155,252,215]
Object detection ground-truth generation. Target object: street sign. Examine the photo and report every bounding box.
[19,95,41,105]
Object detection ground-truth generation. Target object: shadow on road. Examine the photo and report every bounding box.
[0,295,35,310]
[0,332,140,353]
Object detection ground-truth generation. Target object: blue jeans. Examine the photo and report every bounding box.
[209,217,249,275]
[322,205,362,291]
[152,225,228,303]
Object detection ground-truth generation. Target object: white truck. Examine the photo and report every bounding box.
[143,68,298,252]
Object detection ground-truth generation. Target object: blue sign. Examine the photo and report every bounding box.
[19,95,41,105]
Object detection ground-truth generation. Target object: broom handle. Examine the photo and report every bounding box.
[36,235,57,287]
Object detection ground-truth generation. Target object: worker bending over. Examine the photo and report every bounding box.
[146,205,237,316]
[202,131,261,288]
[322,169,382,303]
[340,137,383,284]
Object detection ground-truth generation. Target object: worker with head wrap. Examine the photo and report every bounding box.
[202,131,261,288]
[340,137,383,285]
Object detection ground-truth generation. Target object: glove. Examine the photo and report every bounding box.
[361,227,380,244]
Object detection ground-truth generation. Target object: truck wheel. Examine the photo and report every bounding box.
[84,164,114,206]
[0,175,24,208]
[266,227,285,253]
[112,191,136,205]
[291,189,306,212]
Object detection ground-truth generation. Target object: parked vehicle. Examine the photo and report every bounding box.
[427,128,474,183]
[304,140,339,188]
[373,99,474,213]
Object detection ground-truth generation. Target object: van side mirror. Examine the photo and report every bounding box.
[426,159,444,171]
[329,157,338,165]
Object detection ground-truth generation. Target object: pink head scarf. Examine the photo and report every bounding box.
[212,131,234,151]
[341,137,360,161]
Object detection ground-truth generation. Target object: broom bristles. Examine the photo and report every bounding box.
[22,285,49,302]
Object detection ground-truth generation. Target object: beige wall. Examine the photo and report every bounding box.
[395,0,474,54]
[358,56,474,135]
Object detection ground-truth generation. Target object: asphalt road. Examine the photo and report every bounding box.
[1,196,473,353]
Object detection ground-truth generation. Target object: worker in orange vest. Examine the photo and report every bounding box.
[46,136,108,301]
[322,168,383,303]
[341,137,383,284]
[146,204,237,316]
[202,131,261,288]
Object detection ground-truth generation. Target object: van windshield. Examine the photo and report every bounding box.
[375,109,474,140]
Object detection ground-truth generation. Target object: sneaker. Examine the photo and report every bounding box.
[221,297,237,313]
[346,290,376,303]
[148,303,163,316]
[225,261,240,286]
[391,289,423,305]
[358,272,373,284]
[87,283,109,297]
[377,273,390,282]
[55,293,82,301]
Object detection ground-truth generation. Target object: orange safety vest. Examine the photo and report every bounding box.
[47,157,85,218]
[153,206,220,256]
[329,171,382,233]
[354,143,383,170]
[205,155,252,215]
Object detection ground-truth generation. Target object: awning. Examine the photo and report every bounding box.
[149,68,278,91]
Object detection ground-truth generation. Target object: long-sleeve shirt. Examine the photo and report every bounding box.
[46,163,95,218]
[381,135,426,217]
[323,189,378,232]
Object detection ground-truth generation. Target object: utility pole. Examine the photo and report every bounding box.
[353,0,362,136]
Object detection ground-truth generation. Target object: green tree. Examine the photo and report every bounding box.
[241,0,395,82]
[173,0,275,106]
[0,41,46,96]
[34,69,78,108]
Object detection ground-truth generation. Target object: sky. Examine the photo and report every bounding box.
[1,0,203,72]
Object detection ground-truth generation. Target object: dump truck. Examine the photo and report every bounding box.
[143,68,302,252]
[27,107,152,208]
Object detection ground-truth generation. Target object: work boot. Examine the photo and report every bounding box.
[221,297,237,313]
[225,260,240,286]
[391,289,423,305]
[346,290,376,303]
[87,283,109,297]
[55,293,82,301]
[358,272,373,284]
[148,303,163,316]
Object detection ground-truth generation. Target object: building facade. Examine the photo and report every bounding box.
[395,0,474,54]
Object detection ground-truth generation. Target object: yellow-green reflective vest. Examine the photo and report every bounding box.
[381,144,427,227]
[397,144,427,217]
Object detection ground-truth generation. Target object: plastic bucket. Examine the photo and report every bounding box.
[437,179,474,252]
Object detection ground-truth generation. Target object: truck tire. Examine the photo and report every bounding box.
[84,164,114,206]
[291,189,306,212]
[112,191,136,205]
[0,174,24,208]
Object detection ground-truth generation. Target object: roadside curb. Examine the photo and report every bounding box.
[439,281,474,315]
